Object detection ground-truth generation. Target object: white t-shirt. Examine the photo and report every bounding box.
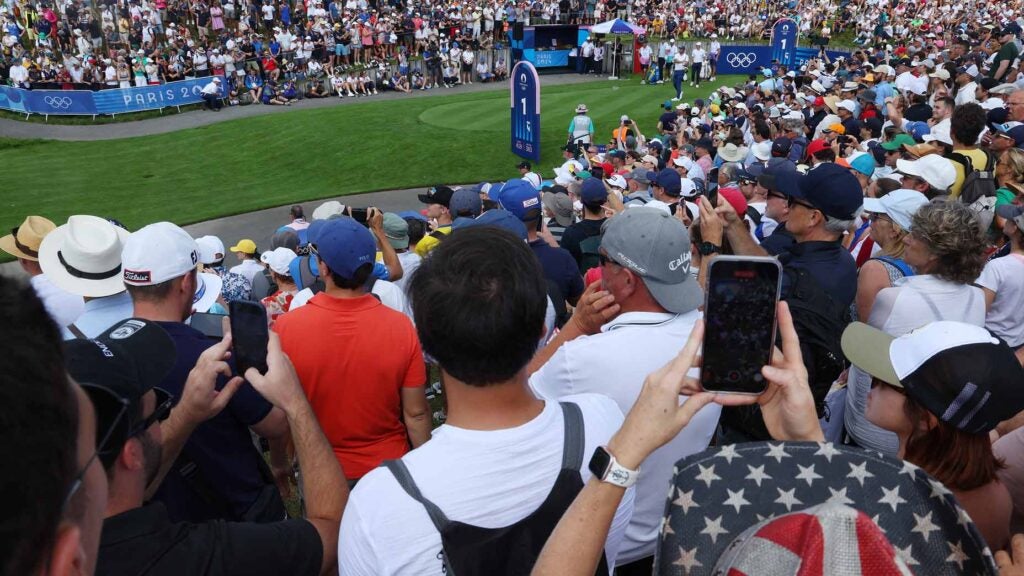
[529,310,720,564]
[337,394,634,575]
[977,254,1024,348]
[395,251,421,291]
[692,47,705,63]
[229,258,264,286]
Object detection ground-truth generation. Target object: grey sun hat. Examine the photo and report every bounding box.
[600,207,702,314]
[542,191,573,228]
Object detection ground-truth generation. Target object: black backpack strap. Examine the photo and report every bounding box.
[559,402,585,472]
[745,206,763,227]
[384,459,451,533]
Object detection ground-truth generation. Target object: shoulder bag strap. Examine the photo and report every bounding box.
[383,459,451,533]
[559,402,585,471]
[905,284,946,321]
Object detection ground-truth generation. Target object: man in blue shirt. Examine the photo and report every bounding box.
[499,179,584,309]
[121,221,292,524]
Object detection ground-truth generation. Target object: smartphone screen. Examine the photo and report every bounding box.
[189,311,226,340]
[229,300,269,376]
[700,256,782,394]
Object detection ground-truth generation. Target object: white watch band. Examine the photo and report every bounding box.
[603,454,639,488]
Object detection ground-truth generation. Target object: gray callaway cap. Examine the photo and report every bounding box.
[600,207,702,314]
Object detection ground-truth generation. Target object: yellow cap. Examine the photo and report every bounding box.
[229,239,257,254]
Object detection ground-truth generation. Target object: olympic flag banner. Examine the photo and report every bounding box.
[510,61,541,162]
[716,46,772,75]
[0,76,226,116]
[771,18,798,67]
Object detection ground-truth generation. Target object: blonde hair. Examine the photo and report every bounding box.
[1002,148,1024,186]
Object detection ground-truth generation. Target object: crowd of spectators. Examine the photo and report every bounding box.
[11,7,1024,576]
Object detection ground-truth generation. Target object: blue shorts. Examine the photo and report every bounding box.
[335,45,344,56]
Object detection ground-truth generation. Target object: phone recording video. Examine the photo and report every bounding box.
[349,207,370,225]
[700,256,782,395]
[189,311,226,340]
[229,300,270,376]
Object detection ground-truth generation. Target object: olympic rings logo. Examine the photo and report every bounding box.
[726,52,757,68]
[44,96,73,109]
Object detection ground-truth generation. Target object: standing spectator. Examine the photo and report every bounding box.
[229,238,263,284]
[338,226,633,574]
[274,218,430,484]
[414,185,454,257]
[122,222,293,523]
[979,205,1024,349]
[383,213,420,292]
[530,207,716,574]
[37,215,134,339]
[1,215,83,328]
[560,178,607,272]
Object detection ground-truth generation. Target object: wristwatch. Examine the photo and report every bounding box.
[588,446,639,488]
[697,241,721,256]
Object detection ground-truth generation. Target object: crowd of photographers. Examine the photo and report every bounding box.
[10,9,1024,576]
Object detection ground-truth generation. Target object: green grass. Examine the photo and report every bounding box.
[0,75,738,238]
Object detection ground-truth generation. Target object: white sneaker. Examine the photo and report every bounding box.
[671,96,680,101]
[657,80,664,84]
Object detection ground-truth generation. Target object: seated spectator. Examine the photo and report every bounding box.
[260,246,299,322]
[475,58,493,82]
[979,205,1024,350]
[338,225,634,574]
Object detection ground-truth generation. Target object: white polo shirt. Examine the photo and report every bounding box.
[529,309,721,564]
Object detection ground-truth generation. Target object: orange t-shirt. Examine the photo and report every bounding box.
[273,293,425,479]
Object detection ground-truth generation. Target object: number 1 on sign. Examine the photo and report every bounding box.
[780,39,786,50]
[521,97,526,115]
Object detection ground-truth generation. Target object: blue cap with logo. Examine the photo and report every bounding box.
[455,209,528,240]
[312,218,376,278]
[497,179,542,221]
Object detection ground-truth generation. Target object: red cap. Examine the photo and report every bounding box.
[718,187,747,217]
[601,162,615,175]
[806,139,830,159]
[813,96,825,107]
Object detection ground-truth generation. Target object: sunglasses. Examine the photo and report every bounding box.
[128,388,174,438]
[866,212,892,223]
[598,253,619,267]
[787,196,818,211]
[767,191,787,200]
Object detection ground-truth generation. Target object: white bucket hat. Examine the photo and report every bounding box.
[192,272,223,313]
[38,215,130,298]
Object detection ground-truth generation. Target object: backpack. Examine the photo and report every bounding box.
[722,267,851,440]
[949,150,996,205]
[578,233,603,274]
[745,206,763,227]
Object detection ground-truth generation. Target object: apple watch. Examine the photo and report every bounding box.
[588,446,639,488]
[697,241,721,256]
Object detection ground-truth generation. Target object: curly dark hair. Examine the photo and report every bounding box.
[950,102,986,146]
[909,202,986,284]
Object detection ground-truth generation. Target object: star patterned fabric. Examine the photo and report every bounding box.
[654,442,997,575]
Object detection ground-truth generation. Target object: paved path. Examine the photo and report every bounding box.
[0,72,602,142]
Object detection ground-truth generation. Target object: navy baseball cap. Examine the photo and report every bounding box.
[418,185,455,207]
[497,179,542,221]
[581,177,608,204]
[312,218,376,278]
[757,168,802,197]
[647,168,682,196]
[792,163,864,220]
[771,137,792,156]
[994,122,1024,148]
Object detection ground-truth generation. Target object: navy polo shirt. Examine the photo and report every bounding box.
[152,322,275,523]
[760,222,796,256]
[779,240,857,309]
[529,239,584,305]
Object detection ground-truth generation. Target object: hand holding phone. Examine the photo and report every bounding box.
[699,256,781,395]
[229,300,270,376]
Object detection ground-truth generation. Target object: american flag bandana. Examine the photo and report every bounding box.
[655,442,997,576]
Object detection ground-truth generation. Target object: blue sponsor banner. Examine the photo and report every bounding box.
[0,76,225,116]
[0,86,96,115]
[510,61,541,163]
[716,46,772,76]
[533,49,570,68]
[771,18,798,68]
